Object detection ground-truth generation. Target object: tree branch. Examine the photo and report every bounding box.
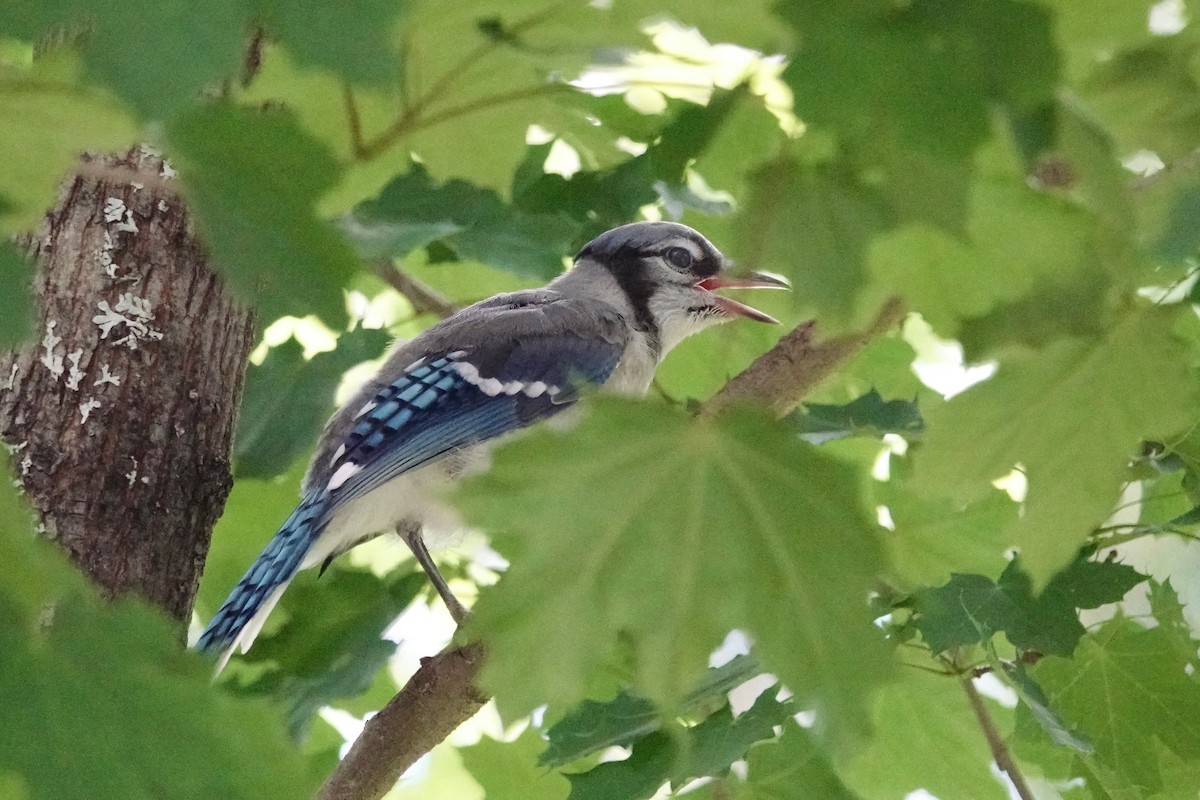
[962,677,1036,800]
[318,643,488,800]
[371,259,460,318]
[318,297,907,800]
[702,297,906,418]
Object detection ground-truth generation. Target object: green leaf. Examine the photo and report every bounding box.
[167,104,360,327]
[861,139,1106,340]
[1001,659,1092,753]
[914,573,1019,654]
[541,654,762,768]
[1147,579,1192,643]
[1159,184,1200,263]
[956,277,1110,361]
[838,670,1011,800]
[914,555,1147,656]
[914,308,1197,584]
[861,224,994,333]
[231,567,424,737]
[544,692,659,769]
[461,399,892,747]
[0,55,138,234]
[1045,0,1157,82]
[1027,616,1200,793]
[0,243,33,346]
[793,390,923,441]
[779,0,1057,156]
[461,728,570,800]
[3,0,246,119]
[565,731,674,800]
[737,155,890,322]
[1073,37,1200,162]
[724,721,863,800]
[514,89,753,244]
[250,0,407,87]
[234,328,391,479]
[343,164,580,281]
[0,471,314,800]
[673,689,793,784]
[882,481,1015,590]
[564,690,794,800]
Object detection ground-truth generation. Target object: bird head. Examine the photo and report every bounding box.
[568,221,788,353]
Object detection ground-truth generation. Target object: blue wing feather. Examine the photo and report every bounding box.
[196,491,331,655]
[325,338,622,508]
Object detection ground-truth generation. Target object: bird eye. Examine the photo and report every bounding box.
[664,247,694,270]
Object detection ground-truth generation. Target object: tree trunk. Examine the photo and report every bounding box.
[0,147,255,625]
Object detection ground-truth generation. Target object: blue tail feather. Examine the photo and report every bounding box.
[196,491,331,658]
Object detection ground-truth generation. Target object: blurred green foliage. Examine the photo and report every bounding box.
[2,0,1200,798]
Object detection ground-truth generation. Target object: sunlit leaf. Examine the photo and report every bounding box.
[461,728,570,800]
[1027,617,1200,793]
[837,670,1010,800]
[914,308,1196,584]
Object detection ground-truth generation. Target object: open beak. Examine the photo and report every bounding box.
[697,271,790,324]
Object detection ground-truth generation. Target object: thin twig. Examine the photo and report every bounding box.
[962,677,1036,800]
[404,83,568,138]
[371,259,460,318]
[355,82,569,160]
[350,0,576,161]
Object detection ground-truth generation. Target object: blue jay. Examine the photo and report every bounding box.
[197,221,787,668]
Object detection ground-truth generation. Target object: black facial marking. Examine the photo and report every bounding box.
[598,246,662,355]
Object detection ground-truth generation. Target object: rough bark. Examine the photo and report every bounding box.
[0,147,256,624]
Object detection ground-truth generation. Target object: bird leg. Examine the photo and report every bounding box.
[397,523,469,625]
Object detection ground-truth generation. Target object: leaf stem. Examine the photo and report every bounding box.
[962,677,1036,800]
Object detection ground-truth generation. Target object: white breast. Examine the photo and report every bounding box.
[301,446,491,568]
[604,333,660,396]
